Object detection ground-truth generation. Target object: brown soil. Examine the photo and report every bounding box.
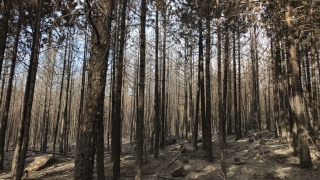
[1,130,319,180]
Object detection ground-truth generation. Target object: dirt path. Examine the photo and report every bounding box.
[1,131,319,179]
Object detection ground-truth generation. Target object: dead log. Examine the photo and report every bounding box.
[24,155,56,173]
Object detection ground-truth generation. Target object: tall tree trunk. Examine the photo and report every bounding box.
[216,0,226,177]
[53,35,68,156]
[0,16,21,171]
[237,26,242,138]
[77,31,87,144]
[96,107,105,180]
[153,0,160,159]
[0,60,8,113]
[254,25,261,133]
[199,16,207,151]
[42,50,56,153]
[41,84,49,152]
[74,0,114,179]
[14,0,43,178]
[310,7,319,151]
[59,39,72,155]
[250,26,258,132]
[223,26,229,140]
[188,43,193,145]
[205,4,213,162]
[193,73,200,149]
[268,32,274,132]
[110,12,117,160]
[285,1,312,169]
[184,45,188,141]
[274,31,281,138]
[0,0,12,78]
[160,2,167,149]
[135,0,146,178]
[232,30,240,140]
[112,0,127,178]
[233,28,239,140]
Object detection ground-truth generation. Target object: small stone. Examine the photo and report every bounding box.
[124,155,135,161]
[171,166,187,177]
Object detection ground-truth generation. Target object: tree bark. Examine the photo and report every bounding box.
[53,35,68,156]
[310,7,319,150]
[285,1,312,169]
[216,0,226,177]
[160,2,167,149]
[237,26,242,138]
[135,0,146,178]
[112,0,127,178]
[223,27,229,140]
[199,16,207,151]
[205,4,213,162]
[42,49,56,153]
[233,29,239,140]
[154,0,160,159]
[14,0,43,178]
[0,0,12,78]
[0,16,21,171]
[59,39,72,155]
[76,31,87,145]
[74,0,114,179]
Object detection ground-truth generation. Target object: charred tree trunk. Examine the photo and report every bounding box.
[53,35,68,156]
[310,7,319,150]
[74,0,114,179]
[193,73,200,150]
[153,0,160,159]
[205,3,213,161]
[223,27,229,140]
[59,40,72,155]
[233,29,239,140]
[112,0,127,178]
[42,50,56,153]
[14,0,43,178]
[199,17,207,151]
[0,0,12,78]
[285,1,312,169]
[0,16,21,171]
[216,0,226,177]
[76,31,87,144]
[160,3,167,149]
[237,26,242,138]
[135,0,146,178]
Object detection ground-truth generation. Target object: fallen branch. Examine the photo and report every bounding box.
[235,162,246,165]
[265,135,275,145]
[165,147,184,170]
[246,153,257,159]
[259,156,267,163]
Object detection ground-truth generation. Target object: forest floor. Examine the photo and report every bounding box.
[1,130,320,179]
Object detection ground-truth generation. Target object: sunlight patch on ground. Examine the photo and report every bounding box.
[273,148,290,155]
[187,164,218,179]
[274,166,292,178]
[236,139,249,143]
